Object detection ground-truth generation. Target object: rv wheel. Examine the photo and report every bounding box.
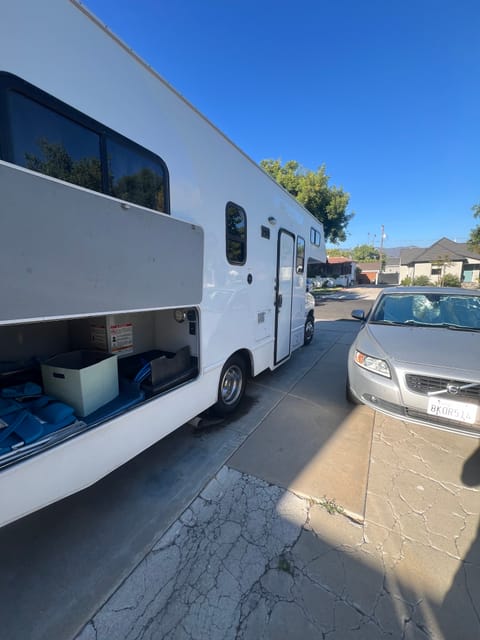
[304,314,314,345]
[212,354,247,417]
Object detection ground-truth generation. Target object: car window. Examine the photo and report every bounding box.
[371,295,414,323]
[371,293,480,329]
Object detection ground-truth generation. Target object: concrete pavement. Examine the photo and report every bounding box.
[76,318,480,640]
[0,316,360,640]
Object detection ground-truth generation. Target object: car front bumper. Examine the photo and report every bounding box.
[347,356,480,438]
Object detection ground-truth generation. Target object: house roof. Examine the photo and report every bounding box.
[327,257,355,264]
[385,255,401,266]
[356,262,380,271]
[401,237,480,264]
[400,247,424,264]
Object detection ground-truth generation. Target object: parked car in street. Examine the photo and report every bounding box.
[306,277,335,291]
[347,287,480,437]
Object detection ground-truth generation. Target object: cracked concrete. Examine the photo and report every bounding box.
[76,415,480,640]
[66,309,480,640]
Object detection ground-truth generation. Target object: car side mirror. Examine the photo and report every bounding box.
[351,309,365,321]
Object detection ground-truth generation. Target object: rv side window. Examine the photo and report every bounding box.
[226,202,247,265]
[7,90,102,192]
[310,227,321,247]
[0,74,170,214]
[107,138,166,212]
[296,236,305,273]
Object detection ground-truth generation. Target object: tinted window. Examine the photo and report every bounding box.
[107,138,166,212]
[1,74,169,213]
[226,202,247,265]
[296,236,305,273]
[8,90,102,191]
[310,227,321,246]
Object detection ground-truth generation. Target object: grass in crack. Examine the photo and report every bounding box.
[319,496,344,516]
[278,554,294,575]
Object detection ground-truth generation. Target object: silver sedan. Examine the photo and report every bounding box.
[347,286,480,437]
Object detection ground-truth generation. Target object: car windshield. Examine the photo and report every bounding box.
[370,293,480,330]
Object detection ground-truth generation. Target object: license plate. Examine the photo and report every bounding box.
[427,397,478,424]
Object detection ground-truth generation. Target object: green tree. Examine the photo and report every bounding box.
[260,159,353,243]
[442,273,461,287]
[327,248,352,258]
[413,275,431,286]
[467,204,480,252]
[432,254,453,287]
[351,244,380,261]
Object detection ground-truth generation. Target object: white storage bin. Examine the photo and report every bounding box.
[41,350,118,417]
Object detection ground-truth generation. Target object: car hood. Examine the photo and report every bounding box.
[360,323,480,374]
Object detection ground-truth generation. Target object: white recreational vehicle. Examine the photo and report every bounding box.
[0,0,326,527]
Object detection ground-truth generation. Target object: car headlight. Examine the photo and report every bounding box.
[354,350,391,378]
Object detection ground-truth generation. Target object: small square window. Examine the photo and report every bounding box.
[296,236,305,273]
[226,202,247,265]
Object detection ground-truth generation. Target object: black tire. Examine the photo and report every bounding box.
[304,314,314,346]
[211,354,247,417]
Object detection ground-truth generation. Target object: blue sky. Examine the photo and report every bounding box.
[83,0,479,249]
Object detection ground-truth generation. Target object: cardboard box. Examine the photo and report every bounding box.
[41,350,119,417]
[89,317,133,355]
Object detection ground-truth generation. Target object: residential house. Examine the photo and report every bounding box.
[399,238,480,286]
[323,257,357,286]
[356,262,380,284]
[309,256,357,286]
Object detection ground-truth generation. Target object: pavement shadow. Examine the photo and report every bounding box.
[229,322,372,519]
[461,444,480,487]
[439,445,480,639]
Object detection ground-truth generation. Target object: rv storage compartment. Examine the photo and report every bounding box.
[147,346,197,395]
[41,351,118,417]
[118,346,198,397]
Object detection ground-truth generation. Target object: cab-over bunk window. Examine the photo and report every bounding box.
[0,73,169,212]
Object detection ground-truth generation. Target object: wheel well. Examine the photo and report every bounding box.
[230,349,252,378]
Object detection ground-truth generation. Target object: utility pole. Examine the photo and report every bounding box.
[378,225,385,284]
[380,224,385,265]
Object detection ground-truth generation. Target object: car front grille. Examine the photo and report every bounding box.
[405,374,480,401]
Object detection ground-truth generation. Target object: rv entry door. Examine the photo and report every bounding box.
[274,229,295,364]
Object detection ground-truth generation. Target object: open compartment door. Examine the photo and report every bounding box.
[0,163,204,322]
